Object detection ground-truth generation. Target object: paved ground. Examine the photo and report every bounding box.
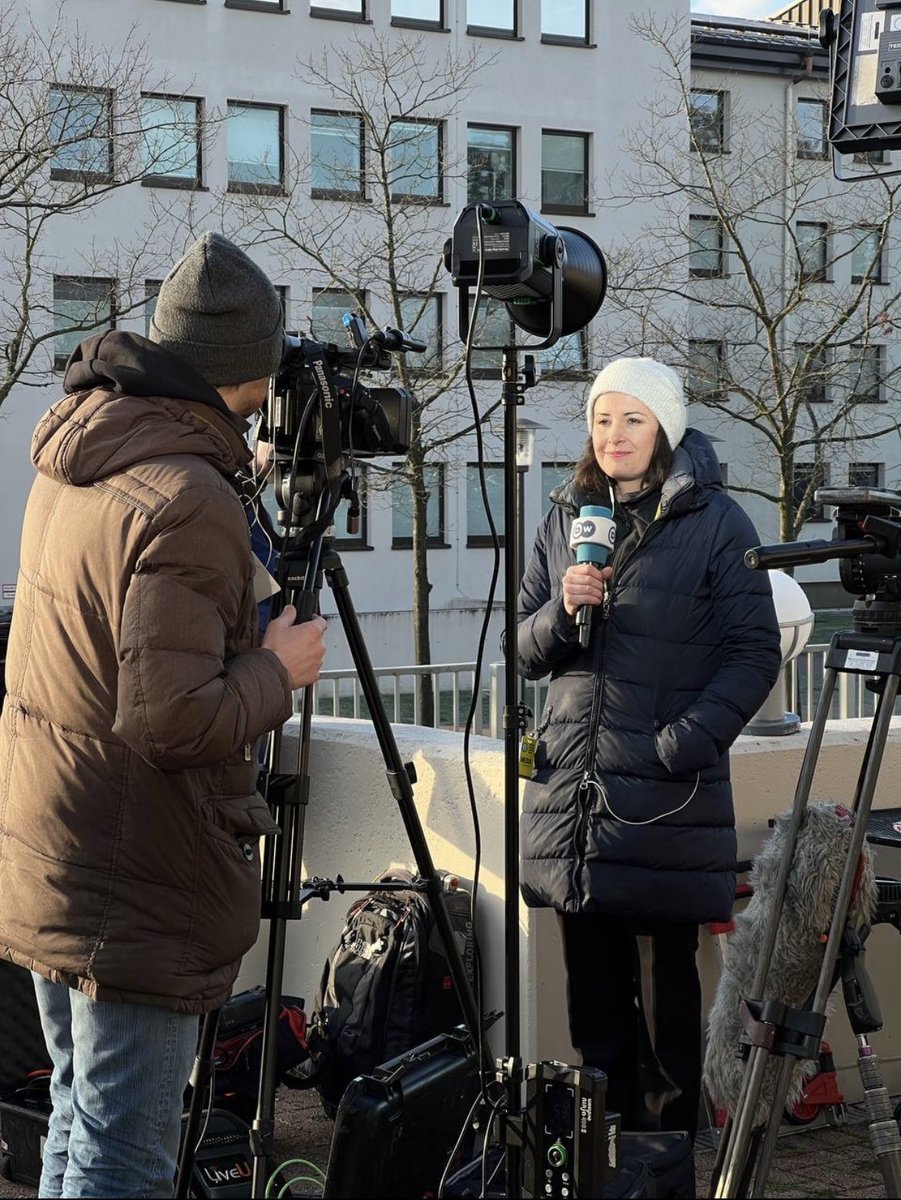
[0,1090,894,1198]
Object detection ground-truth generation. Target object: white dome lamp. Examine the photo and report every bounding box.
[745,570,815,736]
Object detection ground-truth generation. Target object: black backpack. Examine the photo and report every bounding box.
[287,867,474,1115]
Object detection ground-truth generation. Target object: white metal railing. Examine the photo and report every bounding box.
[309,644,898,737]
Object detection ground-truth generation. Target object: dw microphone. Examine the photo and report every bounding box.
[569,505,616,649]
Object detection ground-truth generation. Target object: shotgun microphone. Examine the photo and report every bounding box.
[569,505,616,649]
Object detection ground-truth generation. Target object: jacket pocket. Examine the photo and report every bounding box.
[187,794,275,972]
[200,792,280,849]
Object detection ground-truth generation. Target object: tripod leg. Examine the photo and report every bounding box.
[856,1036,901,1195]
[175,1007,220,1199]
[323,552,487,1066]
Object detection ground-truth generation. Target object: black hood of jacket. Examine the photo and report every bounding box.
[63,330,236,422]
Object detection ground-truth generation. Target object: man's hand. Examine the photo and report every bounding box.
[262,607,327,688]
[562,563,613,619]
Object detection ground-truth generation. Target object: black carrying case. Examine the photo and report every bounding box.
[0,960,53,1186]
[323,1027,480,1200]
[620,1131,695,1199]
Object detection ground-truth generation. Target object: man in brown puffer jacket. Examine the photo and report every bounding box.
[0,232,327,1199]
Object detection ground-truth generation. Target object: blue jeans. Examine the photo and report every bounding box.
[32,974,199,1199]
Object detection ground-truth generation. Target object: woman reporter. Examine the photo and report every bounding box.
[516,356,781,1139]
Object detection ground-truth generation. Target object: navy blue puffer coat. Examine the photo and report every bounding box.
[516,429,781,925]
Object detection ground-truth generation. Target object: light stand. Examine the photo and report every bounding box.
[445,199,607,1196]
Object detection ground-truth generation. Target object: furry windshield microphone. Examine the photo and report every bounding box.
[703,802,876,1128]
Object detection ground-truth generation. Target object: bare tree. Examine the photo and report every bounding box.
[0,1,209,408]
[603,13,901,543]
[225,29,499,724]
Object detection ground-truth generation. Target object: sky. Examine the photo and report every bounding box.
[689,0,780,16]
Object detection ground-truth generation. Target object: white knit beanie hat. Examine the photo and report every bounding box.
[586,356,687,450]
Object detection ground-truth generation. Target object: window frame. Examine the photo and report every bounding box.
[310,0,366,19]
[397,292,443,372]
[795,343,830,405]
[533,328,589,379]
[140,93,202,189]
[52,275,117,371]
[466,0,517,37]
[49,84,114,183]
[796,97,828,160]
[850,343,885,404]
[466,461,505,547]
[540,0,589,46]
[225,0,288,11]
[470,296,515,377]
[689,214,725,279]
[467,122,516,205]
[792,461,829,522]
[851,225,886,285]
[390,0,444,30]
[388,117,443,204]
[848,461,883,489]
[796,221,829,284]
[311,286,365,348]
[689,88,726,155]
[310,108,365,200]
[391,462,447,549]
[687,338,726,403]
[540,128,590,216]
[226,100,285,195]
[144,279,163,338]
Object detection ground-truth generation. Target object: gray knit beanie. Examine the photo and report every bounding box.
[586,356,687,450]
[149,231,284,386]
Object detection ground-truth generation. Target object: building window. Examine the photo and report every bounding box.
[689,215,725,278]
[689,89,726,154]
[719,462,729,490]
[389,119,442,202]
[850,344,884,403]
[227,102,284,193]
[227,0,288,7]
[541,0,588,43]
[853,148,888,166]
[541,461,574,500]
[851,226,884,283]
[687,339,725,402]
[541,130,589,214]
[467,125,515,204]
[141,95,201,186]
[471,297,514,373]
[534,330,588,377]
[311,111,364,198]
[48,86,113,181]
[797,222,828,284]
[467,463,505,546]
[144,280,162,337]
[53,277,116,370]
[334,466,369,549]
[467,0,515,34]
[311,0,365,16]
[312,288,361,347]
[793,462,828,522]
[391,0,442,26]
[797,98,828,159]
[849,462,883,489]
[795,344,829,404]
[398,294,442,370]
[392,463,445,547]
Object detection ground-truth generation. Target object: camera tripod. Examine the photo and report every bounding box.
[710,628,901,1199]
[175,507,490,1200]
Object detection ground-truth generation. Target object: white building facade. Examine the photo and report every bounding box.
[0,1,893,672]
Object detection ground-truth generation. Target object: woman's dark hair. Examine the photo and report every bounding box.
[573,425,674,497]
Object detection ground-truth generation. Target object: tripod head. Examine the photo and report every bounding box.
[745,486,901,635]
